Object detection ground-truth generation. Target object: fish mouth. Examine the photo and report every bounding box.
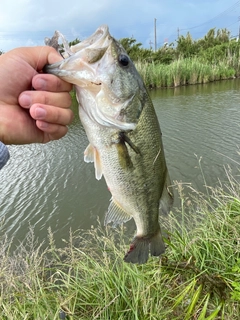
[44,24,115,105]
[43,54,104,86]
[70,24,111,53]
[44,25,112,85]
[44,25,136,131]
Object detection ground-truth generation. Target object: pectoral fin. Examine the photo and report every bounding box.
[84,144,102,180]
[115,131,140,170]
[119,131,140,155]
[104,199,132,227]
[116,142,133,169]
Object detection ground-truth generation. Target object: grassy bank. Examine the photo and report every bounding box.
[135,57,239,88]
[0,178,240,319]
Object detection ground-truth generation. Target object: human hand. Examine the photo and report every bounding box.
[0,46,73,144]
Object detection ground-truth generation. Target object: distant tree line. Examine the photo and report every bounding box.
[1,27,237,62]
[1,27,239,88]
[117,27,240,87]
[118,28,240,64]
[62,27,240,67]
[57,27,240,87]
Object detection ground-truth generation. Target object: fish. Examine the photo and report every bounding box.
[44,25,173,264]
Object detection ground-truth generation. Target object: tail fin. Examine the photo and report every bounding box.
[123,231,165,264]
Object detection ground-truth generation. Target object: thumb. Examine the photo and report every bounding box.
[9,46,63,72]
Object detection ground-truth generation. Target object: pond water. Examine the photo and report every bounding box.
[1,79,240,247]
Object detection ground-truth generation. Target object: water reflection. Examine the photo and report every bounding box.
[152,79,240,190]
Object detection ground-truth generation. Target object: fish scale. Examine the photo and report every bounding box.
[44,25,173,264]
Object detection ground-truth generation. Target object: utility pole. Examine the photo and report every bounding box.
[239,16,240,40]
[149,40,154,50]
[177,27,180,39]
[154,18,157,51]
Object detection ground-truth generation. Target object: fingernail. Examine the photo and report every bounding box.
[34,78,46,90]
[19,94,31,107]
[35,107,47,119]
[38,121,49,129]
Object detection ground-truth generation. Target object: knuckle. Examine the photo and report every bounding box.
[55,77,63,91]
[43,94,51,105]
[53,109,62,123]
[49,125,68,140]
[69,110,74,123]
[65,94,72,108]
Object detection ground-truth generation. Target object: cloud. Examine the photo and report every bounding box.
[0,0,238,52]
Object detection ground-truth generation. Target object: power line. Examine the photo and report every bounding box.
[179,0,240,31]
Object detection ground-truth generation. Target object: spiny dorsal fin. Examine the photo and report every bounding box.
[104,199,132,227]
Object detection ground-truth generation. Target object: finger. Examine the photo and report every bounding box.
[19,90,72,109]
[36,121,69,142]
[11,46,64,70]
[32,74,73,92]
[30,104,74,126]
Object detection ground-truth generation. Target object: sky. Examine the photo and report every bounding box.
[0,0,240,52]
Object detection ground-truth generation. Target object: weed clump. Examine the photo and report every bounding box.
[0,179,240,319]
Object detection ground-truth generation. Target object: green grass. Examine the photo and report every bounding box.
[135,58,236,88]
[0,177,240,319]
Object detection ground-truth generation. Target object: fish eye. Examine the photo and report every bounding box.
[118,54,129,67]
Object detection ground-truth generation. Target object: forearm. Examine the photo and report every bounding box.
[0,142,10,169]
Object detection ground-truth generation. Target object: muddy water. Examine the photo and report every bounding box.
[1,79,240,246]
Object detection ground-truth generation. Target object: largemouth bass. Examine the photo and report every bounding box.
[44,25,173,264]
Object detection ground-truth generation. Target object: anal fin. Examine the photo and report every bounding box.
[104,199,132,227]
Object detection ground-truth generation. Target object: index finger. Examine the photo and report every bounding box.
[32,74,73,92]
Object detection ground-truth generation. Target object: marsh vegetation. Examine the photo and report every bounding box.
[120,27,240,88]
[1,27,240,320]
[1,176,240,319]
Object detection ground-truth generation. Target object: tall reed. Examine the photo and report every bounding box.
[136,57,236,88]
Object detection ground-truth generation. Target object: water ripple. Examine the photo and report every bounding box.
[1,79,240,245]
